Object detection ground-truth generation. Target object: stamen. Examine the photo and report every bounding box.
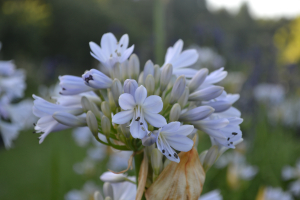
[168,154,171,157]
[117,52,121,57]
[227,137,230,141]
[135,117,140,121]
[174,153,178,159]
[85,75,93,83]
[141,127,145,131]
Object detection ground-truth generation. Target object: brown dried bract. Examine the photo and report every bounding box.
[145,147,205,200]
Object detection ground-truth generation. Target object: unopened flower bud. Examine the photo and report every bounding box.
[203,145,219,171]
[82,69,112,89]
[143,60,154,83]
[145,144,155,159]
[53,112,87,127]
[189,86,224,101]
[111,63,122,80]
[100,172,127,183]
[101,101,111,118]
[86,111,98,136]
[166,75,177,91]
[179,106,214,122]
[123,79,138,97]
[129,54,140,80]
[101,115,111,136]
[160,64,173,92]
[138,71,144,85]
[121,60,129,81]
[120,123,131,138]
[108,90,116,111]
[205,101,231,113]
[154,65,161,86]
[145,74,155,96]
[104,197,112,200]
[103,182,114,199]
[81,96,102,119]
[111,79,123,105]
[163,159,171,169]
[178,86,189,108]
[81,96,91,112]
[94,191,104,200]
[169,75,186,104]
[169,103,181,122]
[199,150,208,165]
[151,148,163,175]
[142,131,158,146]
[188,68,208,93]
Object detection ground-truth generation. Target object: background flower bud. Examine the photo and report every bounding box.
[169,103,181,122]
[108,90,116,111]
[111,62,122,80]
[101,115,111,137]
[86,111,98,136]
[121,60,129,81]
[94,191,103,200]
[145,74,155,96]
[160,64,173,92]
[103,182,114,199]
[199,150,208,165]
[81,96,102,119]
[154,64,161,87]
[188,68,208,93]
[123,79,138,97]
[203,145,219,171]
[111,79,123,105]
[138,71,144,85]
[178,86,189,108]
[101,101,111,118]
[53,112,87,127]
[128,54,140,80]
[189,86,224,101]
[179,106,215,122]
[120,123,131,138]
[151,148,163,181]
[169,75,186,104]
[143,60,154,83]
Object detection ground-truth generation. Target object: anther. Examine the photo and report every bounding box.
[62,88,66,90]
[227,137,230,141]
[120,44,123,47]
[174,153,178,159]
[168,154,171,157]
[162,149,165,153]
[141,127,145,131]
[232,132,238,135]
[85,75,93,83]
[140,122,143,125]
[135,117,140,121]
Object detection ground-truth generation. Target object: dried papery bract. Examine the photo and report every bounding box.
[145,147,205,200]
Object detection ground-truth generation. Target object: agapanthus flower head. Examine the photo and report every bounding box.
[32,33,244,199]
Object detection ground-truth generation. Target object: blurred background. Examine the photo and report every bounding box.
[1,0,300,199]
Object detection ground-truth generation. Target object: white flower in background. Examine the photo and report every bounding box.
[261,187,293,200]
[112,84,166,139]
[108,150,133,170]
[163,39,199,77]
[254,83,285,105]
[72,127,94,147]
[282,159,300,196]
[199,190,223,200]
[0,69,26,100]
[99,171,136,200]
[155,122,194,162]
[65,181,100,200]
[89,33,134,69]
[32,95,83,143]
[0,121,20,148]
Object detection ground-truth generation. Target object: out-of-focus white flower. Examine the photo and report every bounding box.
[112,84,166,139]
[65,181,100,200]
[162,39,199,78]
[155,122,194,163]
[89,33,134,69]
[253,83,285,105]
[261,187,293,200]
[199,190,223,200]
[0,69,26,100]
[282,159,300,196]
[73,158,97,176]
[0,121,20,148]
[108,150,133,170]
[72,127,93,147]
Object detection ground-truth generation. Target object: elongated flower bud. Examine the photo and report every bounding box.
[82,69,112,89]
[151,148,163,182]
[160,64,173,92]
[111,79,123,106]
[138,71,144,85]
[179,106,215,122]
[169,75,186,104]
[120,123,131,138]
[81,96,102,119]
[121,60,129,81]
[169,103,181,122]
[94,191,104,200]
[101,115,111,136]
[199,150,208,165]
[101,101,111,118]
[143,60,154,83]
[188,68,208,93]
[100,172,127,183]
[53,112,87,127]
[111,63,122,80]
[145,74,155,96]
[189,86,224,101]
[86,111,98,136]
[128,54,140,80]
[108,90,116,111]
[123,79,138,97]
[205,101,231,113]
[103,182,114,199]
[154,64,161,87]
[178,86,189,108]
[203,145,219,171]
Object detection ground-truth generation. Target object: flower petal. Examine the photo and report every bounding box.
[130,120,147,139]
[173,68,198,78]
[119,93,136,110]
[120,45,134,63]
[101,33,117,56]
[118,34,129,51]
[172,49,199,69]
[144,112,167,127]
[164,135,194,152]
[112,110,134,124]
[135,85,147,105]
[142,95,163,113]
[89,42,106,63]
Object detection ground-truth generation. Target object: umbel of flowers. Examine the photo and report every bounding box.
[32,33,243,199]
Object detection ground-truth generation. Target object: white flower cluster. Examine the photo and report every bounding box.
[32,33,243,166]
[0,42,34,149]
[282,159,300,197]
